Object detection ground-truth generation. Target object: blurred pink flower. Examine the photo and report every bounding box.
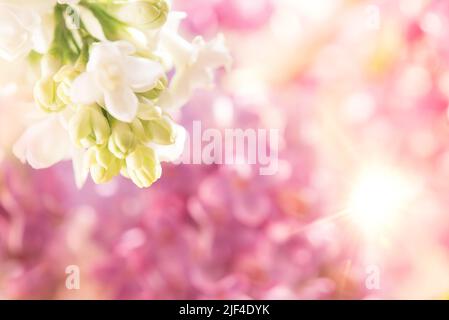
[174,0,273,35]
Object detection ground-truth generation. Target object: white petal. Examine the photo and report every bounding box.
[195,34,232,70]
[13,116,71,169]
[162,68,196,109]
[150,122,186,162]
[156,12,190,66]
[125,56,164,93]
[159,29,194,68]
[31,11,54,54]
[70,72,102,105]
[0,5,33,61]
[114,40,136,56]
[166,11,187,33]
[77,6,106,41]
[159,34,231,110]
[58,106,76,130]
[104,87,138,123]
[87,42,121,71]
[87,41,135,71]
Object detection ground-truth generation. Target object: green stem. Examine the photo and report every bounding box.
[50,4,81,64]
[79,1,129,40]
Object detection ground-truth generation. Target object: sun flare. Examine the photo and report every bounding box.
[347,164,419,237]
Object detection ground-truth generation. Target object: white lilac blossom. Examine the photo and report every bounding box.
[3,0,230,188]
[70,41,165,122]
[0,1,55,61]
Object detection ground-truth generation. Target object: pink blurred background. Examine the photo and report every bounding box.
[2,0,449,299]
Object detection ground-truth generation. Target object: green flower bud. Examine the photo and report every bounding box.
[136,103,176,145]
[54,65,82,106]
[131,119,149,143]
[111,0,169,29]
[137,102,163,121]
[125,145,161,188]
[69,105,111,148]
[34,75,66,112]
[53,64,82,84]
[108,120,146,159]
[142,115,176,145]
[57,81,71,105]
[86,146,122,184]
[139,77,167,100]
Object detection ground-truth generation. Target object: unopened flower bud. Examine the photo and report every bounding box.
[112,0,169,29]
[57,81,71,105]
[125,145,161,188]
[54,64,82,104]
[142,115,176,145]
[69,104,111,148]
[139,77,167,100]
[108,120,145,159]
[137,102,163,121]
[34,75,66,112]
[86,146,122,184]
[53,64,81,83]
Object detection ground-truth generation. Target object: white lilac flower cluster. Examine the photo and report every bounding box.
[0,0,231,188]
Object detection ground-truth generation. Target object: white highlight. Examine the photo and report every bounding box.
[347,164,418,236]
